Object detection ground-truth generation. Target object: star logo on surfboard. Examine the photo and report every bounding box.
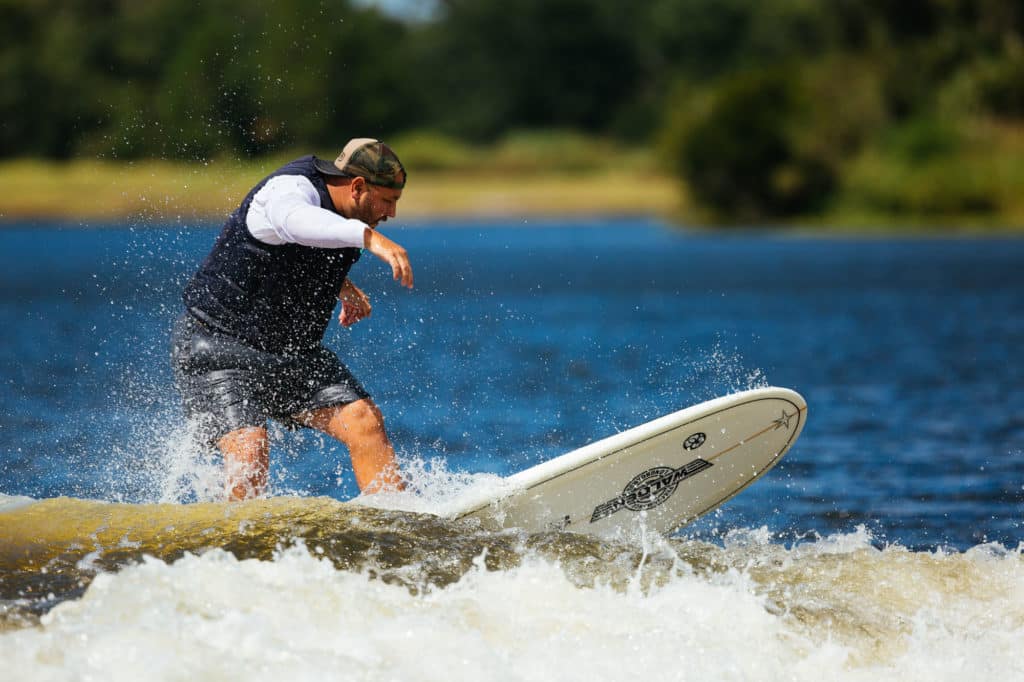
[772,410,795,431]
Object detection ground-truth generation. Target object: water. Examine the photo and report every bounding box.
[1,219,1023,678]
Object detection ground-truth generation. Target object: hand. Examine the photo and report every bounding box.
[338,279,372,327]
[364,227,413,289]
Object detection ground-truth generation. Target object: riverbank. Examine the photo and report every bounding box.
[2,154,1022,233]
[0,157,683,224]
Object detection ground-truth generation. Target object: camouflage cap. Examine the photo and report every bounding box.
[313,138,407,189]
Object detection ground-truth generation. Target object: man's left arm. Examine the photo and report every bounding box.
[338,278,372,327]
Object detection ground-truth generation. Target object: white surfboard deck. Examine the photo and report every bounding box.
[449,387,806,538]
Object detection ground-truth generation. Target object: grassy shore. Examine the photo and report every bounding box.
[0,158,683,224]
[2,130,1023,232]
[0,133,684,224]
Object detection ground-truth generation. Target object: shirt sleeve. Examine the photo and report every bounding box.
[246,174,367,248]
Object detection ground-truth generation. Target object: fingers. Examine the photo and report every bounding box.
[366,229,413,289]
[339,289,372,327]
[346,286,371,311]
[388,252,414,288]
[340,298,371,326]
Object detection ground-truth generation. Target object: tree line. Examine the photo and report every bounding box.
[3,0,1023,220]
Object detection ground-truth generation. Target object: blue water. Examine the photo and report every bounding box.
[1,219,1022,550]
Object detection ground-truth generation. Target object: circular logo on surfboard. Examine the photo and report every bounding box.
[683,432,706,450]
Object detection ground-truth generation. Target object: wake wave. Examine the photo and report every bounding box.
[2,491,1022,681]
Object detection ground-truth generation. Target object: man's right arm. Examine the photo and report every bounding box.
[249,174,413,288]
[248,175,366,248]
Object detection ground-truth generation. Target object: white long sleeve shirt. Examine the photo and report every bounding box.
[245,175,367,248]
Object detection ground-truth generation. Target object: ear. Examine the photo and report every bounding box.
[350,176,367,197]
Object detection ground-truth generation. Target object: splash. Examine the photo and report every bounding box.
[686,335,769,399]
[353,455,517,516]
[1,525,1021,680]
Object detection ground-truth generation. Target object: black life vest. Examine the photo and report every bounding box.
[182,156,362,353]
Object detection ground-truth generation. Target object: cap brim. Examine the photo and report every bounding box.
[312,156,350,177]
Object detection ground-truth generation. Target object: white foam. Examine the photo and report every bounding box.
[2,534,1022,681]
[152,420,225,503]
[0,492,37,513]
[351,455,521,517]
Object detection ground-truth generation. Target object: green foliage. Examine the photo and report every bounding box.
[1,0,416,160]
[663,69,835,221]
[939,48,1024,118]
[4,0,1024,224]
[883,118,964,163]
[836,119,1014,220]
[794,55,888,164]
[385,131,480,173]
[642,0,837,81]
[416,0,641,140]
[839,151,1000,219]
[486,130,637,174]
[388,129,650,175]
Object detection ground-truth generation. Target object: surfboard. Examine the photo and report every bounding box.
[450,387,806,538]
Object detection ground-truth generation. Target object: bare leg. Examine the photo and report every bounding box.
[217,426,269,501]
[297,399,404,494]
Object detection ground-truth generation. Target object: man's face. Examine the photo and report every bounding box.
[354,179,402,229]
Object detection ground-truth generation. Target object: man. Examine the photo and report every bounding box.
[172,138,412,500]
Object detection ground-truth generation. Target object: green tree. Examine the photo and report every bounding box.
[415,0,642,139]
[663,69,836,221]
[0,0,122,157]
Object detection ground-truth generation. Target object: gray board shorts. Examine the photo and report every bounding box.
[171,313,370,441]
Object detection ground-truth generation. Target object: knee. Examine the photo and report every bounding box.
[338,399,386,440]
